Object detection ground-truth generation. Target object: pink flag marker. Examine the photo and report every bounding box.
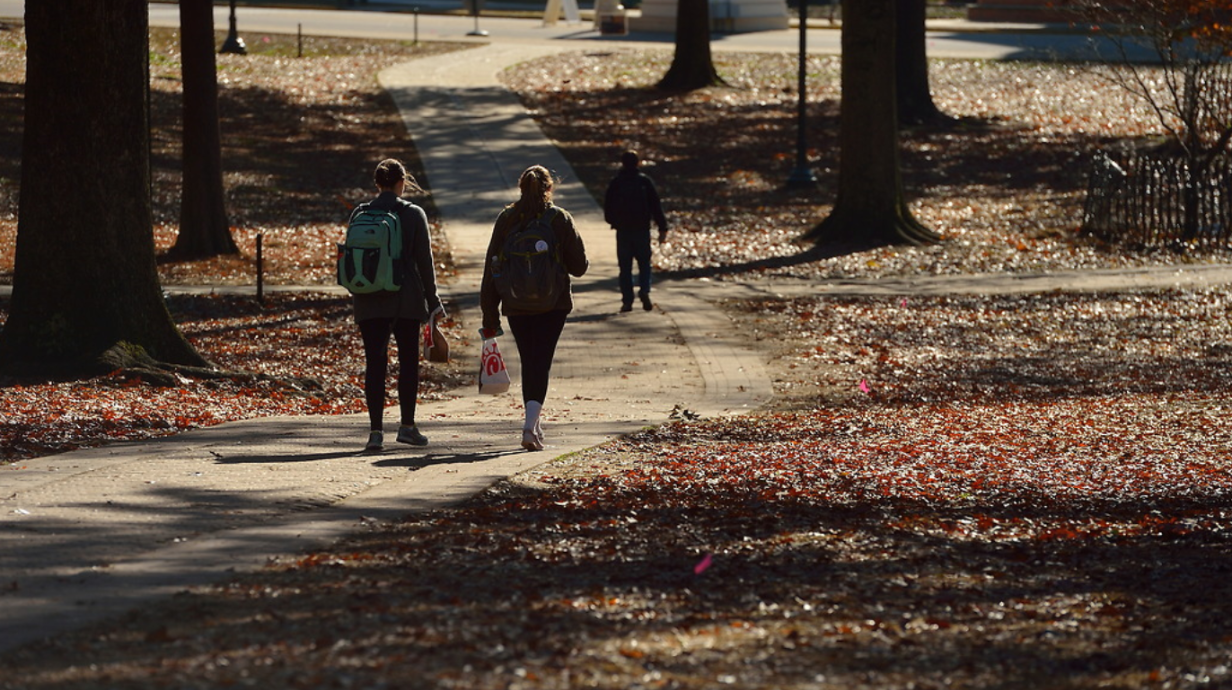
[859,379,871,394]
[694,553,713,575]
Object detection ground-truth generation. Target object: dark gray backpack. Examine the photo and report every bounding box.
[493,206,566,312]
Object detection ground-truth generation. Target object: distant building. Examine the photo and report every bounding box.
[631,0,789,33]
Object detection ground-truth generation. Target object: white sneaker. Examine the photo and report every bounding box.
[521,429,544,451]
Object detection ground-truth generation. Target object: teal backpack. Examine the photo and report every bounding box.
[337,205,404,294]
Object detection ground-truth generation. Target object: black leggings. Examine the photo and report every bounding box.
[508,310,568,404]
[359,318,421,430]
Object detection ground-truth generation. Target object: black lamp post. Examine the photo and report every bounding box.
[220,0,247,55]
[465,0,489,37]
[786,0,817,187]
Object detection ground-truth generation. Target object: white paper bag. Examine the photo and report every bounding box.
[478,337,511,395]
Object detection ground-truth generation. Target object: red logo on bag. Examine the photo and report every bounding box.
[482,340,506,376]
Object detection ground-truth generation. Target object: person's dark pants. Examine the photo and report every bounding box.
[359,317,421,431]
[508,309,569,404]
[616,230,653,306]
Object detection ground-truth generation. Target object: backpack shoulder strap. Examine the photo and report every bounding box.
[512,205,557,235]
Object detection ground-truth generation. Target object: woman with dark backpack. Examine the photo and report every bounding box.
[480,165,589,451]
[349,159,444,452]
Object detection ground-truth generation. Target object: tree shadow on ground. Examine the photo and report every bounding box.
[147,82,421,229]
[525,59,1134,281]
[658,240,881,282]
[4,475,1228,688]
[738,290,1232,406]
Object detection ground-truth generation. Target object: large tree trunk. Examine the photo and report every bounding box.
[895,0,950,126]
[657,0,725,91]
[168,0,238,259]
[804,0,940,247]
[0,0,207,375]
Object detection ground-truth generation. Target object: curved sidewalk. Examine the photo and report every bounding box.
[0,44,771,653]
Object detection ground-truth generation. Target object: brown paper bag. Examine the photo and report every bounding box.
[424,319,449,363]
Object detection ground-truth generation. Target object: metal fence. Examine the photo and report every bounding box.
[1081,151,1232,250]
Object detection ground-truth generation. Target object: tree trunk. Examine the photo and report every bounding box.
[168,0,238,259]
[895,0,950,126]
[657,0,725,91]
[804,0,940,247]
[0,0,208,375]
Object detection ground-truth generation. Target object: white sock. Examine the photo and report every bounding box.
[524,400,542,432]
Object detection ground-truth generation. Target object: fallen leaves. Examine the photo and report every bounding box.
[10,360,1229,689]
[4,26,1232,690]
[0,30,474,462]
[751,290,1232,411]
[0,293,471,462]
[505,49,1232,282]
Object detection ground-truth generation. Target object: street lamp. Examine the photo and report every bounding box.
[786,0,816,187]
[220,0,247,55]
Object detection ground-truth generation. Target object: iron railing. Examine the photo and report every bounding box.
[1081,151,1232,249]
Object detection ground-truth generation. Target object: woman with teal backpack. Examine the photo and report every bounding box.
[348,159,444,452]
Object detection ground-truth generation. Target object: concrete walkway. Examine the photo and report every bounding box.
[0,43,770,654]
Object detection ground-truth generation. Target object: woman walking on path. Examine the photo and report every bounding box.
[480,165,589,451]
[350,159,444,452]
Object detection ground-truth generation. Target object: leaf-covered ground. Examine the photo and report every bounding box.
[0,29,475,462]
[1,293,472,461]
[6,289,1232,689]
[505,49,1232,278]
[4,29,1232,690]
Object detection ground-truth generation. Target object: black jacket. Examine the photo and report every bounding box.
[604,168,668,235]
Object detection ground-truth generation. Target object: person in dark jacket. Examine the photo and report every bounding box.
[603,150,668,312]
[480,165,589,451]
[350,159,443,452]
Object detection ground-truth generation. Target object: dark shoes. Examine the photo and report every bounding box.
[397,424,429,446]
[365,425,428,451]
[364,430,384,452]
[621,294,653,312]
